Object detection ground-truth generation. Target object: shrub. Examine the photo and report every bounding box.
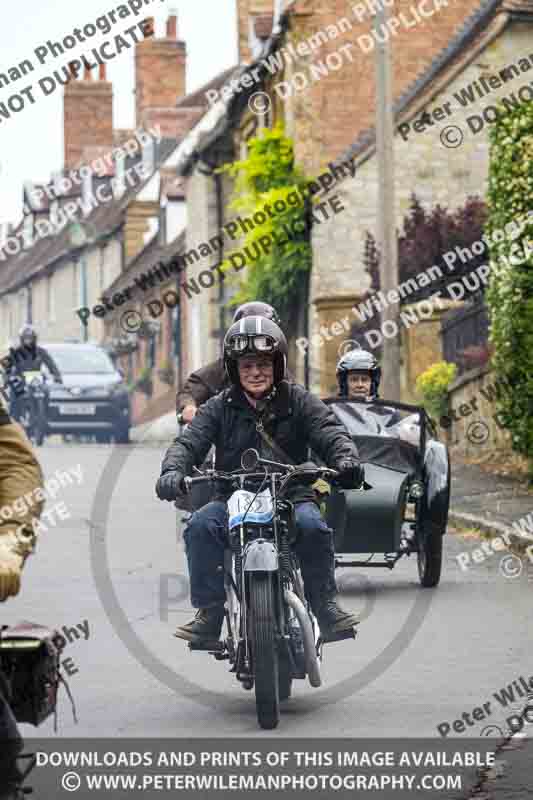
[415,361,457,420]
[485,98,533,477]
[363,195,488,304]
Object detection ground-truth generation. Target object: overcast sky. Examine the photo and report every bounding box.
[0,0,237,224]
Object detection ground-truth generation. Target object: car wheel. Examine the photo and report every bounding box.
[114,423,130,444]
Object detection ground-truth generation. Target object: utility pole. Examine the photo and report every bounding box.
[374,6,400,400]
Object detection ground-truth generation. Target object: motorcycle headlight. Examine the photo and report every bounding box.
[409,481,425,500]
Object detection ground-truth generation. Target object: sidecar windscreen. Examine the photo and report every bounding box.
[327,400,423,476]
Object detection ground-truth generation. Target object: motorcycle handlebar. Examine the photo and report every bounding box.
[183,466,340,493]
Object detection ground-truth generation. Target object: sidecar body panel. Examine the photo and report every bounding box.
[326,463,409,553]
[321,398,450,557]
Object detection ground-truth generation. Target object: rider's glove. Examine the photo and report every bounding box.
[155,471,184,501]
[337,459,365,490]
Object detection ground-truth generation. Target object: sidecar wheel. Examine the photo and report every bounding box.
[250,574,280,729]
[417,530,443,587]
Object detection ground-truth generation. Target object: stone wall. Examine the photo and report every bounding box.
[400,299,463,405]
[444,366,529,469]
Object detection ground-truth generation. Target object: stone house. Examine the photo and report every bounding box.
[207,0,493,389]
[0,14,184,351]
[302,0,533,398]
[0,12,213,426]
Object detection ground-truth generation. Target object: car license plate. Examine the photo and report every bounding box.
[58,404,96,415]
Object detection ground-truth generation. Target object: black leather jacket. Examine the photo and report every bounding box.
[163,380,359,504]
[7,345,61,382]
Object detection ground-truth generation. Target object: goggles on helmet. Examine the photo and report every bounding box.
[228,334,277,355]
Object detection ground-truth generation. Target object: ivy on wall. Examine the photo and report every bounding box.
[485,100,533,476]
[219,125,312,323]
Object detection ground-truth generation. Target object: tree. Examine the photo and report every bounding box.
[218,125,312,328]
[363,194,488,303]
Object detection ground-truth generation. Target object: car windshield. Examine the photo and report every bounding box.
[46,346,115,375]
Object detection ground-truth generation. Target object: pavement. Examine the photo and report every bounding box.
[449,456,533,551]
[131,410,178,444]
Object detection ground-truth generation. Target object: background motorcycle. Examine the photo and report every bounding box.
[7,370,49,447]
[183,449,358,730]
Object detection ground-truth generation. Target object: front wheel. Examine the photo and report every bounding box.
[249,574,280,730]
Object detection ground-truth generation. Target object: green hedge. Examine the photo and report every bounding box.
[485,99,533,476]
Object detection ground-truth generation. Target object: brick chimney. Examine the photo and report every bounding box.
[63,65,113,171]
[135,11,186,130]
[237,0,274,64]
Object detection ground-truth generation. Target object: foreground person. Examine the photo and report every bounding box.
[157,316,364,644]
[0,399,45,796]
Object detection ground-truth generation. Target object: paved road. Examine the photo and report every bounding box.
[3,443,532,746]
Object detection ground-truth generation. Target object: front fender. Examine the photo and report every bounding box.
[422,440,451,536]
[243,539,278,572]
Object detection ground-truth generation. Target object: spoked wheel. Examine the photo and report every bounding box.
[417,530,443,587]
[33,411,46,446]
[279,651,292,701]
[249,573,280,729]
[18,405,32,440]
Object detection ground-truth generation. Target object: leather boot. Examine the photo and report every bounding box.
[313,597,360,639]
[174,607,225,643]
[305,569,359,640]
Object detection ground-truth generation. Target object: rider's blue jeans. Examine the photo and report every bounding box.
[183,500,336,609]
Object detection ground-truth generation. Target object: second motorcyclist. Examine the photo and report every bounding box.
[157,316,364,645]
[336,348,401,426]
[3,325,62,421]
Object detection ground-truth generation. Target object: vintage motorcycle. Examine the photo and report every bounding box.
[6,370,49,447]
[183,448,361,730]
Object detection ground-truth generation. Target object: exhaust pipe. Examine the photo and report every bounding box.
[284,589,321,688]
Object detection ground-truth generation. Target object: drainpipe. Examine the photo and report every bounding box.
[214,169,224,353]
[79,251,88,343]
[198,156,225,354]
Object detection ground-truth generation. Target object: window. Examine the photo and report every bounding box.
[45,345,115,374]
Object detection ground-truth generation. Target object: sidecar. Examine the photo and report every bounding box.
[320,398,451,587]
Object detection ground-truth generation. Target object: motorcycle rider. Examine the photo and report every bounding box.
[157,316,364,644]
[176,302,287,424]
[0,396,46,795]
[3,325,62,420]
[336,348,401,426]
